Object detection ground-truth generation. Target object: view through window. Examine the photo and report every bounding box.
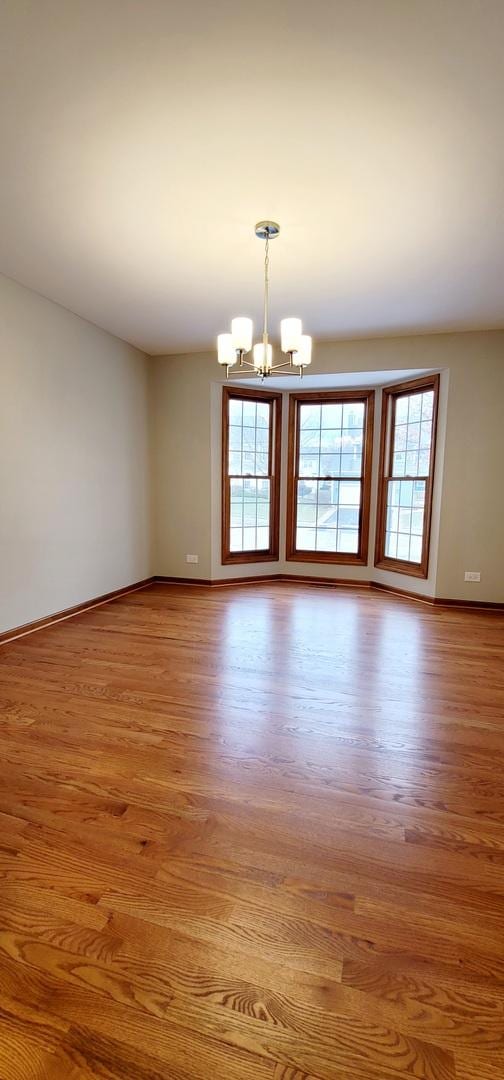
[222,388,281,563]
[375,375,439,578]
[286,391,374,564]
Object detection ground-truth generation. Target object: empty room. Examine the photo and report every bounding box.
[1,2,504,1078]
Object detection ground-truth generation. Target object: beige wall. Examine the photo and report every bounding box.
[151,331,504,602]
[0,275,151,633]
[1,271,501,635]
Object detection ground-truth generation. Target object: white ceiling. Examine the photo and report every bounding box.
[1,0,504,355]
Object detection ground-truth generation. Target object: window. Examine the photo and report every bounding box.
[222,386,282,564]
[375,374,439,578]
[286,390,374,564]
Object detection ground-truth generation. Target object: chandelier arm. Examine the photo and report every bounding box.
[225,358,258,374]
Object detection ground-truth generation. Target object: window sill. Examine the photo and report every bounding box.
[374,557,428,580]
[286,551,368,566]
[221,551,280,566]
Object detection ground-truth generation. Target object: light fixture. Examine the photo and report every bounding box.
[217,221,312,379]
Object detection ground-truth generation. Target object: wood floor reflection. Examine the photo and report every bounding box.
[0,581,503,1079]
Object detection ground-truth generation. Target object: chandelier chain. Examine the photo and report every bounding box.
[263,235,269,345]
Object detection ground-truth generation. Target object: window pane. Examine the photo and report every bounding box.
[229,477,271,551]
[408,393,422,421]
[421,391,434,420]
[343,402,364,428]
[229,426,243,453]
[395,396,409,424]
[242,425,255,451]
[397,533,410,559]
[256,402,270,427]
[300,404,321,429]
[406,423,420,449]
[420,421,432,449]
[405,450,418,475]
[230,527,243,551]
[255,428,269,453]
[298,403,365,482]
[411,508,424,535]
[418,448,430,475]
[296,526,317,550]
[230,501,242,527]
[340,453,361,476]
[227,399,271,478]
[229,399,242,425]
[394,424,407,452]
[316,529,337,552]
[242,400,256,426]
[386,531,398,558]
[297,501,317,526]
[297,477,319,505]
[384,478,426,564]
[339,480,361,505]
[242,451,255,474]
[299,453,320,477]
[255,453,269,476]
[320,428,341,452]
[338,529,359,553]
[300,426,322,451]
[409,534,423,562]
[319,453,341,476]
[321,402,342,428]
[391,390,434,479]
[386,505,396,532]
[296,479,360,554]
[393,451,406,476]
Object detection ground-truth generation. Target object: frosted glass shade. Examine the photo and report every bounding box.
[217,333,235,366]
[292,334,312,367]
[231,317,253,353]
[281,317,302,354]
[253,343,273,371]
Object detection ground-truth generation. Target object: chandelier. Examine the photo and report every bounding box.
[217,221,312,379]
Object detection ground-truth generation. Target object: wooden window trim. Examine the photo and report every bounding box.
[374,373,440,579]
[221,385,282,565]
[286,389,375,566]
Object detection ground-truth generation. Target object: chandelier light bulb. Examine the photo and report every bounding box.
[217,333,235,366]
[231,317,253,353]
[253,343,273,372]
[292,334,312,367]
[281,317,302,354]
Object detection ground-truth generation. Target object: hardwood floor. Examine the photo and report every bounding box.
[0,581,503,1080]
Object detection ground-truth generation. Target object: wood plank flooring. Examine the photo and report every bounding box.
[0,581,503,1079]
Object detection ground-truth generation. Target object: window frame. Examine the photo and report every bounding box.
[286,389,375,565]
[374,374,440,579]
[221,385,282,565]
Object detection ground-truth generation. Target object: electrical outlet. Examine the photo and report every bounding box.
[186,554,199,564]
[464,571,480,582]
